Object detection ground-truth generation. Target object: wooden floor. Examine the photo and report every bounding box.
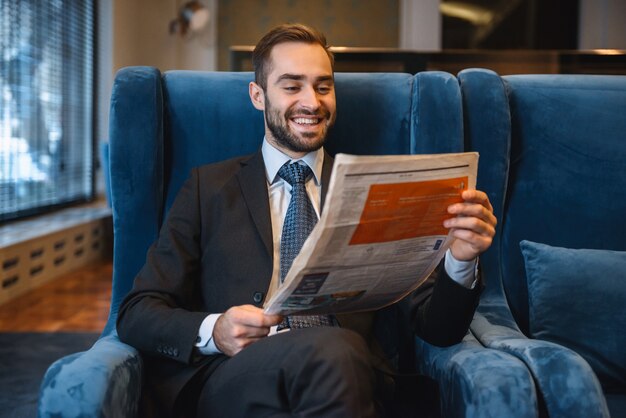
[0,260,112,332]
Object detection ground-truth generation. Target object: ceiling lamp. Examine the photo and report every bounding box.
[440,2,493,26]
[169,1,210,36]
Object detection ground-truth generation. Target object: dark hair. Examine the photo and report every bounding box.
[252,23,334,90]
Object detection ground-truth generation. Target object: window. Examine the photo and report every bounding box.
[0,0,94,222]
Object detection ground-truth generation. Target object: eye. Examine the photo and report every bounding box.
[283,86,300,92]
[317,85,332,94]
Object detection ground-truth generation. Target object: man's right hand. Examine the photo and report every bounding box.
[213,305,283,357]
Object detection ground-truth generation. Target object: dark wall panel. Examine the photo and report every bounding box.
[218,0,399,70]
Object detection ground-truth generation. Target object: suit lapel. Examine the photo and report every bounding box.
[236,149,333,262]
[237,151,273,258]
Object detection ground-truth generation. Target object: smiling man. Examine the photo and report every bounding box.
[250,40,336,156]
[117,23,497,418]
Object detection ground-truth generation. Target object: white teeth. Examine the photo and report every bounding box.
[293,117,319,125]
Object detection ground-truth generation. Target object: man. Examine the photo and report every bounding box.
[117,23,497,418]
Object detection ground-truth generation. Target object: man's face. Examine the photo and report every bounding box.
[249,42,336,158]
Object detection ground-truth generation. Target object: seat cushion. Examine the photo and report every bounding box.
[520,240,626,391]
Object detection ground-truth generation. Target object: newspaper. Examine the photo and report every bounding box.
[264,152,479,316]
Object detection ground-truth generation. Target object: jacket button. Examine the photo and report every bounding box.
[252,291,264,304]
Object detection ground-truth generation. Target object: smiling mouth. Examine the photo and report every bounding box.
[291,117,322,125]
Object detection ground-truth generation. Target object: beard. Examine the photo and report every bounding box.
[264,95,335,154]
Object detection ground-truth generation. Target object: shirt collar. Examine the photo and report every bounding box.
[261,138,324,186]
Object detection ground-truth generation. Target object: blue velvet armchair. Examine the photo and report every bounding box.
[38,67,537,417]
[459,69,626,418]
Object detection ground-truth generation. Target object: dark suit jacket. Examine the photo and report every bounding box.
[117,150,481,416]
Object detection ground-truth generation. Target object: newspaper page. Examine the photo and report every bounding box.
[264,152,478,316]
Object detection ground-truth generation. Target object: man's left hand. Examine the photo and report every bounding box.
[444,190,497,261]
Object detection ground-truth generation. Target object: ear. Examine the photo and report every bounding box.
[249,81,265,111]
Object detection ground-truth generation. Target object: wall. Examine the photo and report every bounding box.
[579,0,626,49]
[100,0,393,152]
[112,0,217,72]
[97,0,217,145]
[99,0,625,143]
[217,0,399,70]
[400,0,441,50]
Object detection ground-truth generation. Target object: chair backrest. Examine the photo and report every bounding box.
[460,68,626,333]
[105,67,464,336]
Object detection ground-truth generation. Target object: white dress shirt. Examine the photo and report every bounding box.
[195,139,477,354]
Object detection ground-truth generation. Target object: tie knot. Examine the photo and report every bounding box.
[278,162,313,186]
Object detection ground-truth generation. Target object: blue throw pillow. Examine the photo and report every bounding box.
[520,240,626,391]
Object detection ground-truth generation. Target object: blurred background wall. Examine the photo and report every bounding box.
[98,0,626,145]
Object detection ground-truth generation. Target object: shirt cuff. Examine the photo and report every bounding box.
[195,313,222,355]
[444,248,478,289]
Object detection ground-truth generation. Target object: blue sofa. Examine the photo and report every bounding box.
[38,67,538,417]
[460,69,626,418]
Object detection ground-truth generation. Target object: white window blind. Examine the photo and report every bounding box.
[0,0,94,222]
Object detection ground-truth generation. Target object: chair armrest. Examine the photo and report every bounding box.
[38,333,142,418]
[471,302,611,418]
[415,332,538,418]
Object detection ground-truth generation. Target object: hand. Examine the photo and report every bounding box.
[444,189,497,261]
[213,305,283,357]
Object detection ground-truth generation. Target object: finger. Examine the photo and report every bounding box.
[232,328,272,343]
[461,189,493,213]
[219,334,265,357]
[450,229,493,251]
[219,310,258,338]
[229,305,283,328]
[227,320,273,337]
[445,216,496,237]
[447,203,497,226]
[213,316,271,356]
[239,305,284,325]
[456,217,495,237]
[448,198,498,229]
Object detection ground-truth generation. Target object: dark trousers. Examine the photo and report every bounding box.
[196,327,379,418]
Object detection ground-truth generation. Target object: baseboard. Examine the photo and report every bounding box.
[0,203,112,306]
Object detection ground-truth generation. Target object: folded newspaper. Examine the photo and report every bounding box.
[264,152,478,316]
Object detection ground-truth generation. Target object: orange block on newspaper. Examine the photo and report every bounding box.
[349,177,467,245]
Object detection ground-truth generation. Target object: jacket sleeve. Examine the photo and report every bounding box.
[402,261,482,347]
[116,168,210,365]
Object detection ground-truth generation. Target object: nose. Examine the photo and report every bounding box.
[299,85,321,110]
